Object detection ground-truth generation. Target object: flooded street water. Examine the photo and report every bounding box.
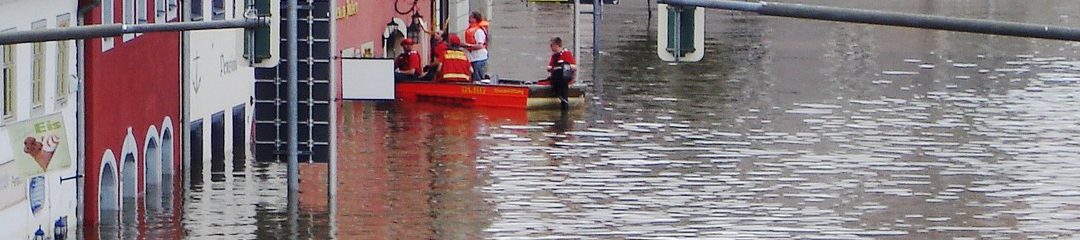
[114,0,1080,239]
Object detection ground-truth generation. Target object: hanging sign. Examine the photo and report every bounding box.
[7,113,70,176]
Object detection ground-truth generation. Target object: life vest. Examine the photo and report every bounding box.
[439,49,472,82]
[479,21,491,46]
[465,25,486,47]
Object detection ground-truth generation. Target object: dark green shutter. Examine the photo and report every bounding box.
[244,0,272,62]
[666,6,695,57]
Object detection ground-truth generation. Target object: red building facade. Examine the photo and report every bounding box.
[80,0,182,237]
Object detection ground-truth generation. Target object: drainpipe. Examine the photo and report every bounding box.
[74,2,95,238]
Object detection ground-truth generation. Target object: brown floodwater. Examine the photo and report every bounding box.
[101,0,1080,239]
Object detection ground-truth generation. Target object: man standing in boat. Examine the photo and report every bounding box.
[463,11,489,82]
[394,38,425,81]
[545,37,576,105]
[438,34,473,82]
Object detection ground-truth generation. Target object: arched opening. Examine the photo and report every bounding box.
[382,18,408,58]
[161,127,174,210]
[144,131,161,211]
[98,151,119,239]
[120,152,138,230]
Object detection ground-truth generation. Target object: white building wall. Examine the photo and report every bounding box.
[0,0,78,238]
[184,0,254,177]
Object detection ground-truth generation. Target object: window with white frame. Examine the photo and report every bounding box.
[167,0,177,21]
[103,0,114,51]
[137,0,147,24]
[56,14,71,103]
[124,0,135,41]
[2,43,14,119]
[156,0,166,23]
[191,0,204,21]
[31,20,46,109]
[211,0,224,20]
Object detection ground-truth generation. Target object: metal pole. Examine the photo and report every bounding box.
[659,0,1080,42]
[286,0,300,238]
[574,0,580,81]
[591,0,602,90]
[0,19,267,45]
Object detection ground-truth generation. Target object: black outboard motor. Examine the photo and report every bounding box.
[550,61,574,108]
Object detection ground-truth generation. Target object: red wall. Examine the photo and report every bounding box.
[81,0,182,231]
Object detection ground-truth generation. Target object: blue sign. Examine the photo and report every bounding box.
[29,176,45,214]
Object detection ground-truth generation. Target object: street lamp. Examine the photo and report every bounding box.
[384,19,400,57]
[33,226,45,240]
[54,217,68,240]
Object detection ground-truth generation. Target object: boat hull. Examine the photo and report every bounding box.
[396,82,586,109]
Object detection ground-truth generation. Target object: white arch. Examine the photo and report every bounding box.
[161,117,175,178]
[119,128,140,199]
[98,149,119,224]
[144,125,161,185]
[382,17,408,58]
[160,117,176,210]
[144,125,162,211]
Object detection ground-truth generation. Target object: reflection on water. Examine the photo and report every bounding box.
[334,101,539,239]
[100,0,1080,238]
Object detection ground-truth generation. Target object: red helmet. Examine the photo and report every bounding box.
[448,34,462,46]
[400,38,416,46]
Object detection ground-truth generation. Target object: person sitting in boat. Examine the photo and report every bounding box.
[437,34,473,83]
[394,38,425,81]
[545,37,577,83]
[423,31,449,78]
[541,37,576,104]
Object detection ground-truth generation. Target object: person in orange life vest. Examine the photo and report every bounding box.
[394,38,424,81]
[464,11,489,81]
[437,34,473,82]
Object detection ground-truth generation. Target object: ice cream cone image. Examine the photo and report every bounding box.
[23,135,57,171]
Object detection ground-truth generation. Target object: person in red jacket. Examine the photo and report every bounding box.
[438,34,473,82]
[394,38,423,81]
[543,37,576,106]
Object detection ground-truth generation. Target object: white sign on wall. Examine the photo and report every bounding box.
[342,58,395,100]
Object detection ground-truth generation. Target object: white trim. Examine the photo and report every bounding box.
[97,149,119,222]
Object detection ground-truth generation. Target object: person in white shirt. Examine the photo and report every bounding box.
[463,11,489,81]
